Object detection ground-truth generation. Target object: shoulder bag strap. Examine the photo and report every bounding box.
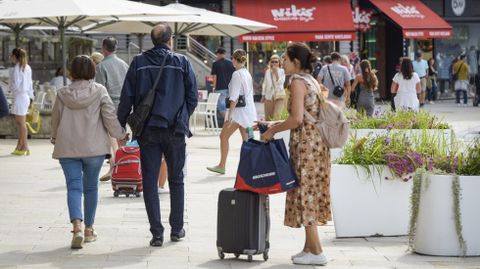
[151,53,169,96]
[327,66,337,87]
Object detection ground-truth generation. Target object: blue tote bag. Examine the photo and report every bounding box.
[235,139,299,194]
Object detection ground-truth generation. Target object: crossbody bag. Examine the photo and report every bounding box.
[127,54,168,138]
[327,66,345,98]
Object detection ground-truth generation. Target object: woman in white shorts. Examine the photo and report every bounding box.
[9,48,34,156]
[207,49,257,174]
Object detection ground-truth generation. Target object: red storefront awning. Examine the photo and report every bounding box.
[237,0,355,42]
[370,0,452,38]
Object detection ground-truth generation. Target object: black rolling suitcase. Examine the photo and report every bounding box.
[216,188,270,262]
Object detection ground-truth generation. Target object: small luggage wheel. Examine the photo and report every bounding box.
[247,255,253,262]
[234,253,240,258]
[218,250,225,259]
[263,251,269,261]
[113,191,119,197]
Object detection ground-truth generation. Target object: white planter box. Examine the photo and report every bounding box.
[414,174,480,256]
[331,164,413,237]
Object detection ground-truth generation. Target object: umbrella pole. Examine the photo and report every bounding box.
[174,22,178,51]
[60,25,67,86]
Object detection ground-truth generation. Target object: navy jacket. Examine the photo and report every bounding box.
[117,45,198,137]
[0,86,8,118]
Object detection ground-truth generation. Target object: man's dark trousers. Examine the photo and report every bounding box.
[138,127,186,238]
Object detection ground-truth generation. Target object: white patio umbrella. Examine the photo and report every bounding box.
[0,0,194,85]
[83,3,276,38]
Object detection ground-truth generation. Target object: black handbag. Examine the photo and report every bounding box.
[225,95,246,109]
[127,54,168,138]
[327,66,345,98]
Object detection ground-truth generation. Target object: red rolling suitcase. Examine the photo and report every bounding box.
[111,146,143,197]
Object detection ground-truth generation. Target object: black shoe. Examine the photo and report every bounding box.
[149,237,163,247]
[170,229,185,242]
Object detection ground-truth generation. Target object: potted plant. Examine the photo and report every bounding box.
[409,139,480,256]
[331,133,427,237]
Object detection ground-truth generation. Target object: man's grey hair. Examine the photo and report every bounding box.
[102,36,117,53]
[151,23,173,46]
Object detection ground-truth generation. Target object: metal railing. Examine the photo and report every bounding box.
[185,36,216,68]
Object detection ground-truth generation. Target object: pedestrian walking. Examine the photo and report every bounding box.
[261,42,330,266]
[51,55,128,249]
[211,47,235,119]
[351,60,378,116]
[9,48,34,156]
[207,49,257,175]
[262,54,286,120]
[117,23,197,247]
[453,54,470,106]
[95,36,129,182]
[412,52,429,107]
[50,67,71,90]
[317,52,351,108]
[391,57,421,112]
[427,58,438,104]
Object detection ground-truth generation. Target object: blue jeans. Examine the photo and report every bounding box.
[59,155,105,226]
[456,89,468,104]
[138,127,186,238]
[216,89,228,113]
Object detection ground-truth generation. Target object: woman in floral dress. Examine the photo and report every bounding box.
[262,42,331,266]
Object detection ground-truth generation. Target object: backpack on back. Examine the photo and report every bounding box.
[301,75,349,149]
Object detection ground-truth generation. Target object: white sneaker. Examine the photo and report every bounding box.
[429,101,435,104]
[292,252,328,266]
[291,251,307,260]
[158,187,170,194]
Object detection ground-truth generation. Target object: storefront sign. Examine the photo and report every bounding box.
[370,0,452,39]
[390,3,425,19]
[271,4,316,22]
[451,0,466,16]
[352,6,373,32]
[237,0,355,42]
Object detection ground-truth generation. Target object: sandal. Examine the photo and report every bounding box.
[206,166,225,175]
[71,231,84,249]
[84,227,97,243]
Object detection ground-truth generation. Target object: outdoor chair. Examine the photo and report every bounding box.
[191,92,220,135]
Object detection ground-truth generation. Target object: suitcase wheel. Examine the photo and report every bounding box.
[218,250,225,259]
[247,255,253,262]
[234,253,240,258]
[263,251,269,261]
[113,191,119,197]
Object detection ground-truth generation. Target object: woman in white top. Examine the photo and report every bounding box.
[262,55,286,120]
[9,48,34,156]
[50,67,71,90]
[207,49,257,174]
[391,57,421,112]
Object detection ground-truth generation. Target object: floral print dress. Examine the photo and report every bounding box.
[284,74,332,228]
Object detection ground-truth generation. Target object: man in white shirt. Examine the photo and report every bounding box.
[412,52,429,107]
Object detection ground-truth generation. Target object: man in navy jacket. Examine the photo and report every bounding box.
[117,23,197,247]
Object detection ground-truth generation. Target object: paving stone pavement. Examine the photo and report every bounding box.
[0,101,480,269]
